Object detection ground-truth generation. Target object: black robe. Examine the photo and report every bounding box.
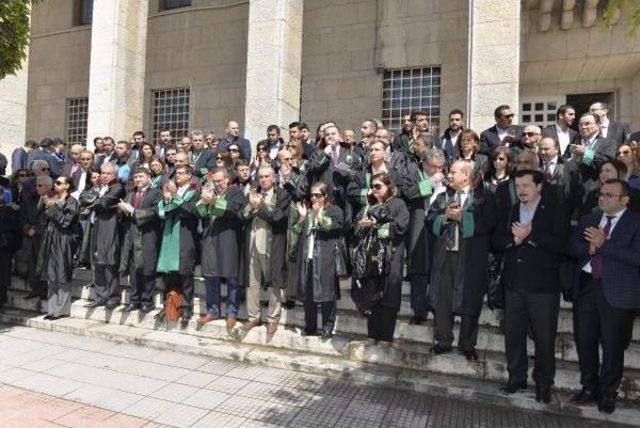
[295,204,344,302]
[402,161,434,276]
[118,187,162,276]
[36,196,80,283]
[91,181,126,266]
[353,197,410,311]
[241,186,291,288]
[198,185,245,278]
[426,186,497,316]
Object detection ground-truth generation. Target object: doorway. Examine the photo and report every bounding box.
[566,92,615,129]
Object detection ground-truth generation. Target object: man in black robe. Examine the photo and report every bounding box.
[119,168,162,313]
[86,163,126,309]
[0,188,20,306]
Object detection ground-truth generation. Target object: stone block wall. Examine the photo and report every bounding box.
[142,0,249,136]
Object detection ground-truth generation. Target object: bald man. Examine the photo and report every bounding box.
[218,120,252,160]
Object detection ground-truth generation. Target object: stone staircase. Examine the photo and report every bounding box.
[3,268,640,425]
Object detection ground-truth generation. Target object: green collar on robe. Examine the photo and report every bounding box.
[156,190,195,273]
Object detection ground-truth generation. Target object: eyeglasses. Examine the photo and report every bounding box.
[310,193,324,198]
[599,192,624,199]
[372,184,383,190]
[524,132,539,137]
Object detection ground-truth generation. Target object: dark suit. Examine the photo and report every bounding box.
[602,120,631,146]
[218,136,251,161]
[61,162,84,190]
[438,128,461,165]
[574,136,617,201]
[493,195,568,387]
[568,209,640,398]
[541,124,579,157]
[544,157,582,221]
[479,125,523,156]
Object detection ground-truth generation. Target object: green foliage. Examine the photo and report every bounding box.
[604,0,640,36]
[0,0,32,79]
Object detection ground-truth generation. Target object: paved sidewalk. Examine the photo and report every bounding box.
[0,324,626,427]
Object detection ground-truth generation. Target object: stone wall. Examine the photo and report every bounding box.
[520,3,640,128]
[0,63,29,172]
[142,0,249,137]
[25,0,91,142]
[300,0,468,135]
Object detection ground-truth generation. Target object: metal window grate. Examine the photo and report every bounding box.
[520,97,565,127]
[382,67,441,134]
[66,98,89,144]
[151,88,190,143]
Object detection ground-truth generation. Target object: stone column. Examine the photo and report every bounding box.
[0,62,29,174]
[467,0,521,131]
[244,0,303,145]
[86,0,148,149]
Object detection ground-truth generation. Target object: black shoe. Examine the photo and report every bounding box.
[570,387,599,405]
[321,327,333,339]
[182,308,193,319]
[84,300,105,308]
[462,349,479,362]
[105,300,120,310]
[43,314,54,320]
[49,315,69,321]
[284,300,296,309]
[139,303,154,313]
[154,308,165,321]
[535,384,552,403]
[301,329,319,337]
[430,343,452,355]
[409,316,426,325]
[598,394,616,414]
[500,380,528,394]
[123,303,140,312]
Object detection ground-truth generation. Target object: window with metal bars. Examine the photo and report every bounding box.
[66,98,89,144]
[151,88,191,143]
[382,66,441,134]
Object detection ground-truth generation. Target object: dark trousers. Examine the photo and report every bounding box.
[504,286,559,386]
[303,263,337,333]
[434,251,479,352]
[367,305,397,342]
[410,273,428,319]
[94,264,120,303]
[205,276,240,317]
[128,257,156,305]
[574,273,635,397]
[0,250,11,304]
[26,236,45,296]
[165,272,194,310]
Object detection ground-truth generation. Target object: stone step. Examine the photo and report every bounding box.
[2,307,640,427]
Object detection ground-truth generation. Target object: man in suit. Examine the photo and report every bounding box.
[542,104,579,157]
[589,101,631,146]
[509,124,541,160]
[538,137,582,221]
[493,170,569,403]
[218,120,252,161]
[61,144,85,189]
[188,129,216,178]
[568,179,640,414]
[438,109,464,164]
[569,113,617,199]
[479,105,523,156]
[391,112,412,153]
[27,138,61,177]
[11,140,38,173]
[426,160,497,361]
[119,167,162,313]
[95,137,117,169]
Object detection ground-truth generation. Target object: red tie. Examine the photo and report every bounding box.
[133,190,143,208]
[590,215,614,280]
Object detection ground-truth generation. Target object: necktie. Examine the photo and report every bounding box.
[441,192,461,250]
[133,190,143,208]
[590,215,614,280]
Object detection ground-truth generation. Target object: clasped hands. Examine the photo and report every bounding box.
[584,226,606,254]
[511,221,532,246]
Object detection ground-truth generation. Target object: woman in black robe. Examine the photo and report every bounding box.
[353,173,410,343]
[37,176,79,319]
[293,181,344,338]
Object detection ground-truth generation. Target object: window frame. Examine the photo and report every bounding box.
[151,88,191,144]
[65,98,89,145]
[160,0,192,11]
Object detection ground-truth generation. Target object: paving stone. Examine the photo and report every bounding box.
[151,403,209,428]
[123,396,172,420]
[150,383,199,403]
[182,388,231,410]
[192,411,248,427]
[64,384,144,412]
[175,371,220,388]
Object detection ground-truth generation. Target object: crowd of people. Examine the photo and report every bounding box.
[0,102,639,414]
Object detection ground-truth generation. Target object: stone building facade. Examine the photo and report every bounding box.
[1,0,639,167]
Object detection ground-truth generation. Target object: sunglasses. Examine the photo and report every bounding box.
[372,184,383,190]
[216,157,223,160]
[228,148,239,152]
[502,114,515,119]
[258,148,267,152]
[524,132,539,137]
[54,181,66,185]
[310,193,324,198]
[41,167,50,171]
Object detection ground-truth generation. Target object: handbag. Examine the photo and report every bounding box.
[352,229,386,280]
[486,256,504,310]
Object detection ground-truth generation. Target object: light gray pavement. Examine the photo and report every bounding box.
[0,324,629,427]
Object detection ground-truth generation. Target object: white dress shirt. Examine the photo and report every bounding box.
[555,124,571,155]
[581,208,626,273]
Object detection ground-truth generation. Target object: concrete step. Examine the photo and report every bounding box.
[1,307,640,427]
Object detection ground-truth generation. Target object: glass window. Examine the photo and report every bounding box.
[78,0,93,25]
[151,88,190,143]
[66,98,89,144]
[162,0,192,10]
[382,67,441,134]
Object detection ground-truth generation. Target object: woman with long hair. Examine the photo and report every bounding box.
[617,143,640,189]
[485,146,511,193]
[135,142,156,169]
[148,155,167,188]
[352,173,409,343]
[37,176,79,319]
[293,181,344,338]
[457,129,489,187]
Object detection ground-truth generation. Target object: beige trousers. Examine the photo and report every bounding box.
[246,247,283,323]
